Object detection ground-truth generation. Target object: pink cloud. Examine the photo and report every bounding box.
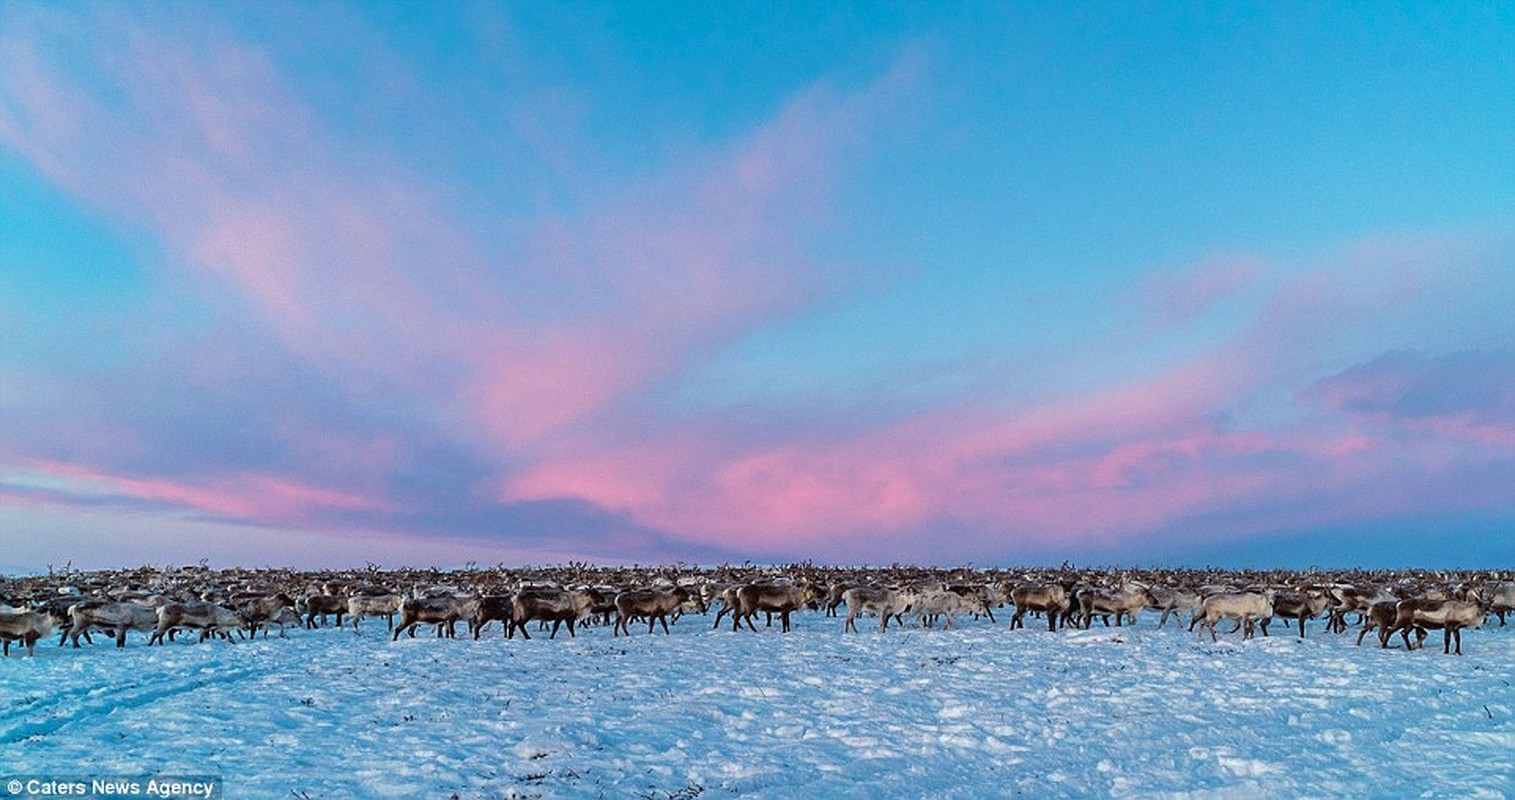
[1305,349,1515,448]
[503,354,1270,553]
[1,12,944,561]
[0,10,916,459]
[1420,417,1515,447]
[502,237,1515,559]
[26,461,396,523]
[1141,256,1264,324]
[2,14,486,395]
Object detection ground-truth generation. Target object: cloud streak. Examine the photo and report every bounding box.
[0,7,926,565]
[505,235,1515,561]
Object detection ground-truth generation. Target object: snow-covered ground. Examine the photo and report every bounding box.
[2,613,1512,799]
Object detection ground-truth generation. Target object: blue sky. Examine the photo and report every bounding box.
[2,2,1513,570]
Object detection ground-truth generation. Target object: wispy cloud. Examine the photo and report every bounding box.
[0,7,922,563]
[505,234,1515,561]
[5,462,394,521]
[2,7,1511,568]
[1140,256,1264,326]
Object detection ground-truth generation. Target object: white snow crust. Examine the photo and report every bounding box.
[2,616,1512,798]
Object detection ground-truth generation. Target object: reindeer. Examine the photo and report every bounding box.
[824,582,857,618]
[577,586,620,628]
[66,601,158,648]
[943,583,997,623]
[1325,585,1392,633]
[613,586,690,636]
[1265,589,1334,638]
[148,602,244,645]
[347,594,403,632]
[470,594,515,639]
[1354,601,1399,648]
[0,608,54,656]
[299,594,347,628]
[392,595,478,640]
[711,584,743,630]
[733,581,819,633]
[1077,584,1147,628]
[1142,585,1202,629]
[511,587,593,640]
[1483,582,1515,626]
[1388,599,1485,655]
[841,586,916,633]
[238,593,296,639]
[914,589,987,630]
[250,606,303,639]
[1196,591,1273,641]
[1010,584,1069,632]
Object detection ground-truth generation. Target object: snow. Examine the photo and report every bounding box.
[2,616,1512,798]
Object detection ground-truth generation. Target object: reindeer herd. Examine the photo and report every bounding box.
[2,563,1513,658]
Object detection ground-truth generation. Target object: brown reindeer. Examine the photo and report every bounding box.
[149,602,243,645]
[711,584,742,630]
[470,594,515,639]
[0,609,54,656]
[1388,599,1485,655]
[614,586,691,636]
[1266,589,1333,638]
[238,593,296,639]
[733,581,819,633]
[511,587,593,640]
[392,595,479,641]
[1354,601,1399,648]
[300,594,347,628]
[1077,584,1147,629]
[1010,584,1068,632]
[578,586,620,628]
[824,582,857,618]
[1325,585,1391,633]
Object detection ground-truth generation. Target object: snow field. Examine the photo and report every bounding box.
[1,615,1512,798]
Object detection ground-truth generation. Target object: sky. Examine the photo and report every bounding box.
[2,2,1514,572]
